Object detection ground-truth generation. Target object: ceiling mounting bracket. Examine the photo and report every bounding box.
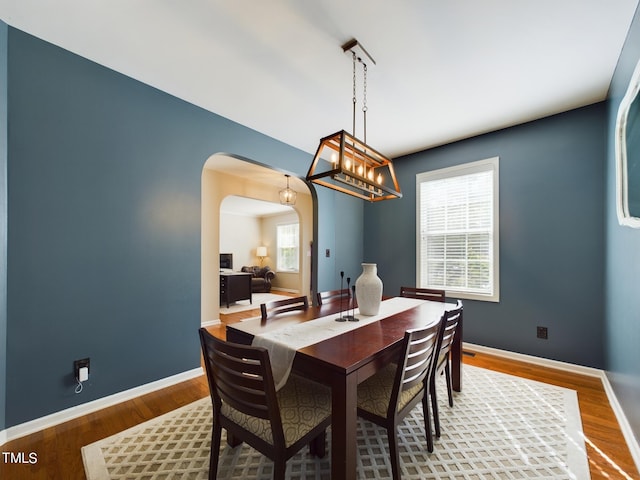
[341,38,376,66]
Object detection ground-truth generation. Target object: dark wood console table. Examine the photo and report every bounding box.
[220,272,252,308]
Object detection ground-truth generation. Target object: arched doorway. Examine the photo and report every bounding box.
[201,154,314,326]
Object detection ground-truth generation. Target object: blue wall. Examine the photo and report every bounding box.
[311,186,364,294]
[0,20,8,432]
[605,4,640,444]
[364,104,606,368]
[3,28,363,427]
[332,193,364,284]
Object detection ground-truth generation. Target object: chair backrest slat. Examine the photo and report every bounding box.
[388,321,440,416]
[316,288,351,305]
[399,286,445,302]
[217,387,270,419]
[199,329,282,426]
[260,295,309,321]
[400,324,440,391]
[434,301,463,375]
[213,359,270,416]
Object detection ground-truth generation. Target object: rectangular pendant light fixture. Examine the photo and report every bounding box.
[307,130,402,201]
[306,39,402,202]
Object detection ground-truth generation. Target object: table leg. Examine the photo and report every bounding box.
[451,309,463,392]
[331,373,358,480]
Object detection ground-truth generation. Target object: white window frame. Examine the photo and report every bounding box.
[416,157,500,302]
[276,223,299,273]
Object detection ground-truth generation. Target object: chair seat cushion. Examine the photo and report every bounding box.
[357,363,423,417]
[221,374,331,447]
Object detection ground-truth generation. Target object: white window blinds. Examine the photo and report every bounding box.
[277,223,299,272]
[417,157,499,302]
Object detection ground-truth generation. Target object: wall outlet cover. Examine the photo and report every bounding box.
[74,358,90,380]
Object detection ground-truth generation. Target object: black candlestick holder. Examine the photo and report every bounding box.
[335,271,347,322]
[344,284,359,322]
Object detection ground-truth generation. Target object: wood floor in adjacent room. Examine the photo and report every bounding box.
[2,301,638,480]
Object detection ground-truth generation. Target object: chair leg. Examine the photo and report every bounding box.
[445,362,453,407]
[226,431,242,447]
[273,458,287,480]
[430,377,441,438]
[387,426,401,480]
[422,394,434,453]
[209,423,222,480]
[309,429,327,458]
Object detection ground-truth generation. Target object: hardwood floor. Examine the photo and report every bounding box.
[1,301,638,480]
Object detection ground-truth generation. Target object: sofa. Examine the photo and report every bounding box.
[241,266,276,293]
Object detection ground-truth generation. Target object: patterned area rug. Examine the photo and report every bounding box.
[82,366,590,479]
[220,293,291,314]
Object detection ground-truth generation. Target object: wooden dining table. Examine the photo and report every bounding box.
[226,297,462,480]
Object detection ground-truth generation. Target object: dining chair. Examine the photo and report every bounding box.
[316,288,351,305]
[356,322,441,479]
[198,328,331,480]
[430,300,463,439]
[399,286,446,302]
[260,295,309,322]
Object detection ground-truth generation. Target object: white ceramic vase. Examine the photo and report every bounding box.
[355,263,383,315]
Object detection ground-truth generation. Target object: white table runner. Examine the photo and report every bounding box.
[252,297,428,390]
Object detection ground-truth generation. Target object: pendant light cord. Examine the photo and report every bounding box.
[362,62,368,145]
[352,51,357,138]
[351,50,369,144]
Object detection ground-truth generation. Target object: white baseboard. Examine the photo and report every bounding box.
[273,288,299,294]
[0,367,204,446]
[463,342,603,377]
[464,342,640,473]
[599,371,640,473]
[201,318,221,328]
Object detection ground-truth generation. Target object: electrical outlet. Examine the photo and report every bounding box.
[74,358,90,381]
[536,326,548,340]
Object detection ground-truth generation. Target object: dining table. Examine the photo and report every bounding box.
[226,296,463,480]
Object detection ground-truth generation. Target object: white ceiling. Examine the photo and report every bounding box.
[221,195,294,217]
[205,154,309,193]
[1,1,638,157]
[208,155,308,216]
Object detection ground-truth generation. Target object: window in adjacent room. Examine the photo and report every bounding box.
[276,223,299,272]
[416,157,499,302]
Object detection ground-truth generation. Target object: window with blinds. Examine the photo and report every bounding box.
[277,223,299,272]
[416,157,499,302]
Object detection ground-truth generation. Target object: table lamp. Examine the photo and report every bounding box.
[256,246,267,266]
